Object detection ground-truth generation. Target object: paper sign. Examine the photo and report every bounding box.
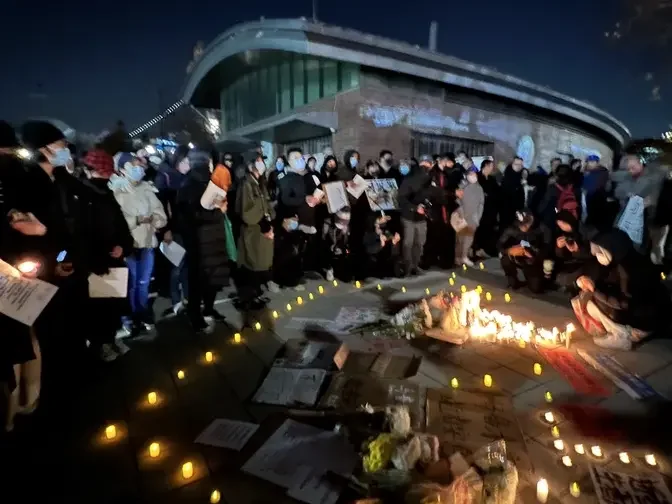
[313,188,325,200]
[159,241,186,267]
[200,180,227,210]
[0,259,58,326]
[253,367,326,406]
[88,268,129,298]
[323,181,348,214]
[334,307,380,331]
[346,174,368,199]
[591,466,672,504]
[365,178,399,211]
[195,418,259,450]
[274,340,349,371]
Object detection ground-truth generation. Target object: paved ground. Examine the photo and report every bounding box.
[3,259,672,503]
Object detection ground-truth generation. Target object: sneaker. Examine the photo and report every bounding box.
[99,344,118,362]
[462,257,474,267]
[114,340,130,356]
[593,333,632,351]
[203,309,226,322]
[474,249,488,258]
[267,281,281,293]
[325,269,334,281]
[294,284,306,291]
[115,326,132,340]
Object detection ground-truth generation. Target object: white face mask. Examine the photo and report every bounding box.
[467,174,478,184]
[254,160,267,175]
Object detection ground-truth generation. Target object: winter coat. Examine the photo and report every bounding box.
[477,172,499,230]
[498,219,553,260]
[612,163,666,219]
[237,173,274,272]
[499,166,525,228]
[113,181,167,249]
[398,165,433,222]
[276,171,306,220]
[457,182,484,228]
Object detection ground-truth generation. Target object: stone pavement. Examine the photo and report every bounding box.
[3,259,672,503]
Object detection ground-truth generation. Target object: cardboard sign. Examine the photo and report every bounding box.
[537,347,611,396]
[365,178,399,211]
[426,388,530,474]
[323,181,348,214]
[319,374,424,429]
[591,466,672,504]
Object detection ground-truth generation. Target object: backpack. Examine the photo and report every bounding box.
[556,184,579,218]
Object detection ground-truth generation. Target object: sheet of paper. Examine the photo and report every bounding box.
[346,174,368,199]
[313,188,325,200]
[591,466,672,504]
[253,367,326,406]
[0,259,58,326]
[242,419,357,504]
[200,180,227,210]
[323,181,348,214]
[194,418,259,450]
[365,178,399,211]
[159,241,186,267]
[334,307,380,331]
[88,267,129,298]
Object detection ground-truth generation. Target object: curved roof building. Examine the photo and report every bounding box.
[184,18,629,167]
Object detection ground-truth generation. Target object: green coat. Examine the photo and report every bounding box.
[237,174,274,271]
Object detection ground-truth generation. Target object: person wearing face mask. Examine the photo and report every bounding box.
[473,159,500,258]
[573,229,670,350]
[267,155,288,204]
[322,208,353,281]
[552,210,591,293]
[454,169,484,267]
[424,152,458,269]
[306,156,318,173]
[363,212,402,278]
[499,156,526,230]
[111,155,167,335]
[377,149,402,186]
[236,155,275,310]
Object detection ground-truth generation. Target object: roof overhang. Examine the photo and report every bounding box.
[229,111,337,144]
[184,19,630,147]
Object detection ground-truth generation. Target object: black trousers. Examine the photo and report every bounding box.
[423,219,455,269]
[500,254,545,293]
[86,298,125,348]
[187,265,217,323]
[237,266,271,304]
[273,228,306,287]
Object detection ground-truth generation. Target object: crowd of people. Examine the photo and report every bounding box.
[1,118,671,433]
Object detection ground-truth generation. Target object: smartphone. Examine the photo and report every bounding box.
[520,240,531,248]
[57,250,67,263]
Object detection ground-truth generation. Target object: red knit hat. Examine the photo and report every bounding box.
[84,149,115,178]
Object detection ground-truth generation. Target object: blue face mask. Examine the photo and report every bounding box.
[288,219,299,231]
[126,165,145,182]
[291,157,306,171]
[400,164,410,176]
[275,160,284,171]
[50,147,72,167]
[350,157,358,168]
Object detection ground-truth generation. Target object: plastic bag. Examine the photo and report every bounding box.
[616,195,644,245]
[450,211,468,232]
[223,214,237,262]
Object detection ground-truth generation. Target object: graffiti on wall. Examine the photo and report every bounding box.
[475,118,527,148]
[516,136,536,168]
[359,105,470,133]
[570,143,602,160]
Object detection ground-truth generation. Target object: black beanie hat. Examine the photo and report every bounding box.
[21,120,65,150]
[0,121,19,148]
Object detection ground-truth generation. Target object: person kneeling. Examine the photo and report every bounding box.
[497,211,552,293]
[574,229,671,350]
[553,210,591,293]
[363,213,402,278]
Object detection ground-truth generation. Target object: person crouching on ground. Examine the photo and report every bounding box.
[573,229,671,350]
[363,212,402,278]
[454,168,484,267]
[552,210,591,294]
[497,211,552,293]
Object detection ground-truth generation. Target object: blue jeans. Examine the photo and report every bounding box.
[170,259,188,306]
[126,248,154,321]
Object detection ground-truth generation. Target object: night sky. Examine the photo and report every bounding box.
[1,0,666,138]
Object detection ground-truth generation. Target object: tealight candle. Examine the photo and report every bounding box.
[401,286,407,292]
[147,391,157,405]
[518,339,526,348]
[553,439,564,451]
[355,281,361,288]
[460,285,467,293]
[205,351,213,363]
[309,293,314,300]
[551,426,560,438]
[476,285,483,293]
[483,374,493,388]
[254,322,262,330]
[462,264,467,271]
[272,310,279,318]
[318,285,324,294]
[449,278,455,286]
[210,490,221,503]
[451,377,459,389]
[105,424,117,439]
[544,411,555,423]
[149,442,160,458]
[177,370,185,380]
[333,280,338,286]
[479,262,485,270]
[533,363,543,376]
[233,333,241,343]
[425,288,430,295]
[485,292,492,301]
[297,296,303,305]
[286,303,292,311]
[619,452,630,464]
[182,461,194,479]
[562,455,573,467]
[544,391,553,403]
[574,444,585,455]
[662,272,667,280]
[536,478,549,503]
[504,293,511,303]
[451,272,456,279]
[645,453,657,466]
[377,284,382,291]
[591,446,602,458]
[570,482,581,498]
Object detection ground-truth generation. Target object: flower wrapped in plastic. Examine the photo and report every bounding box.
[363,433,398,473]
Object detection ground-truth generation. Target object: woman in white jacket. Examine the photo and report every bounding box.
[110,159,167,332]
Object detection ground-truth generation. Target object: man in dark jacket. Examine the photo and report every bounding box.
[398,155,434,276]
[424,152,458,269]
[377,150,402,186]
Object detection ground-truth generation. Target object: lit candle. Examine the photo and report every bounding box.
[309,292,314,300]
[551,426,560,438]
[544,391,553,403]
[619,452,630,464]
[147,391,157,405]
[452,272,456,279]
[462,264,467,271]
[536,478,549,503]
[570,482,580,498]
[105,424,117,439]
[591,446,602,458]
[425,288,430,295]
[205,351,213,363]
[485,292,492,301]
[177,370,185,380]
[318,285,324,294]
[544,411,555,423]
[182,461,194,479]
[149,442,160,458]
[451,377,459,389]
[297,296,303,305]
[355,281,361,288]
[333,280,338,286]
[449,278,455,286]
[272,310,279,319]
[233,333,241,343]
[533,363,543,376]
[286,303,292,311]
[553,439,564,451]
[476,285,483,293]
[562,455,573,467]
[210,490,221,503]
[483,374,493,387]
[662,272,667,280]
[645,454,657,466]
[504,293,511,303]
[518,339,526,348]
[460,285,467,293]
[254,322,262,330]
[377,284,382,291]
[401,286,407,292]
[574,444,585,455]
[479,262,485,270]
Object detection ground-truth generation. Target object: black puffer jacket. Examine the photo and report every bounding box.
[497,218,553,260]
[397,164,433,222]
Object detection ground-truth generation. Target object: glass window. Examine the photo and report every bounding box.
[259,67,269,120]
[292,55,306,108]
[306,57,321,103]
[280,61,291,113]
[322,59,338,97]
[268,64,279,115]
[340,62,360,90]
